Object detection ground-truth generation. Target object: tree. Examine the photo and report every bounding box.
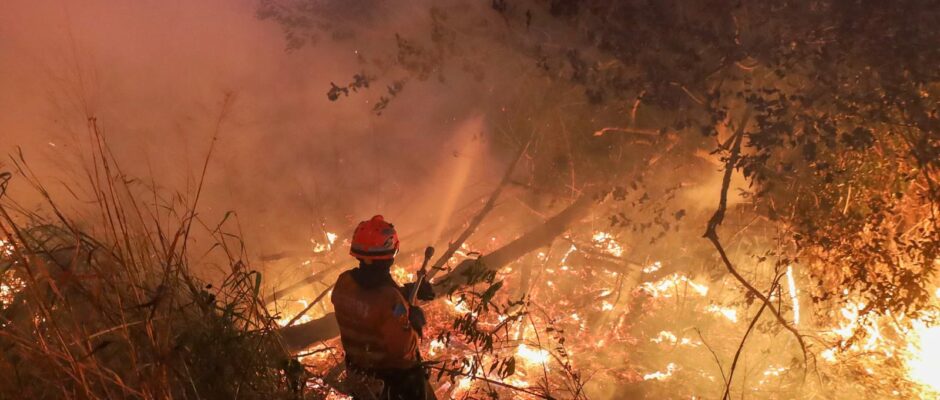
[261,1,940,397]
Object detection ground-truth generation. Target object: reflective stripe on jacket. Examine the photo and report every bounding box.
[331,270,418,370]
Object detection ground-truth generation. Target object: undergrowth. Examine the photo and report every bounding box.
[0,119,308,399]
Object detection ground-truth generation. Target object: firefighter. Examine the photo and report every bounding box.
[331,215,437,400]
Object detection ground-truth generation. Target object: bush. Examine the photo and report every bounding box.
[0,127,308,399]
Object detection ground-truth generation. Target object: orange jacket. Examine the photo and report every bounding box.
[331,270,419,370]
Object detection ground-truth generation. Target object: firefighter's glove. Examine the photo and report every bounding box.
[402,280,435,301]
[409,305,427,338]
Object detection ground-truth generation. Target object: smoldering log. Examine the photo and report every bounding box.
[278,190,601,351]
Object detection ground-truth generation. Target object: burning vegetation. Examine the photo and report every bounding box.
[2,0,940,399]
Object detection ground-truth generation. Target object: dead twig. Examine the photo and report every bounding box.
[722,272,784,400]
[694,328,727,390]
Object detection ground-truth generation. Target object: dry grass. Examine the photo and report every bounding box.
[0,119,307,399]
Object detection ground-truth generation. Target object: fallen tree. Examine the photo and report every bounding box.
[278,189,601,351]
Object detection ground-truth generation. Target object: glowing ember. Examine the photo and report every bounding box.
[0,239,13,257]
[0,270,25,308]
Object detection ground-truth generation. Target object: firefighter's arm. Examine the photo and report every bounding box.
[376,292,419,366]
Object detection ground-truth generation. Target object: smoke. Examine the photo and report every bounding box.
[0,3,834,398]
[0,0,503,258]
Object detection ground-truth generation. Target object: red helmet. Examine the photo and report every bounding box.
[350,215,400,260]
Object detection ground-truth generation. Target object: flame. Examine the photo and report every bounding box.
[704,304,738,323]
[445,299,474,316]
[650,330,700,347]
[276,298,314,327]
[650,330,678,344]
[591,231,624,257]
[643,363,678,381]
[907,321,940,393]
[757,365,789,385]
[821,286,940,395]
[427,339,445,357]
[640,273,709,298]
[390,266,414,286]
[559,244,577,269]
[0,269,25,308]
[785,265,800,325]
[456,376,473,392]
[311,232,338,253]
[516,344,550,365]
[642,261,662,274]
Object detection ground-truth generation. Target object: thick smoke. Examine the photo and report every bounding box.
[0,0,506,264]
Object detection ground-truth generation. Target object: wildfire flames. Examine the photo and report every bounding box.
[2,221,937,398]
[270,230,940,398]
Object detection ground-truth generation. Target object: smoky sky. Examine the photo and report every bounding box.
[0,0,510,260]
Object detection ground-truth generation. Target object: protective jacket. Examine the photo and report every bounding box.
[331,267,419,371]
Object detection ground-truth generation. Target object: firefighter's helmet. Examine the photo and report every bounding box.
[350,215,400,261]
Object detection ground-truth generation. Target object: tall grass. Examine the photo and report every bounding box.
[0,118,307,399]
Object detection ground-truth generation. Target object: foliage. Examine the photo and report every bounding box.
[261,0,940,335]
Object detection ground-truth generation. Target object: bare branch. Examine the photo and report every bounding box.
[702,110,811,367]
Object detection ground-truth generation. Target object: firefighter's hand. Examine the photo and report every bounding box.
[408,305,427,337]
[402,280,435,301]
